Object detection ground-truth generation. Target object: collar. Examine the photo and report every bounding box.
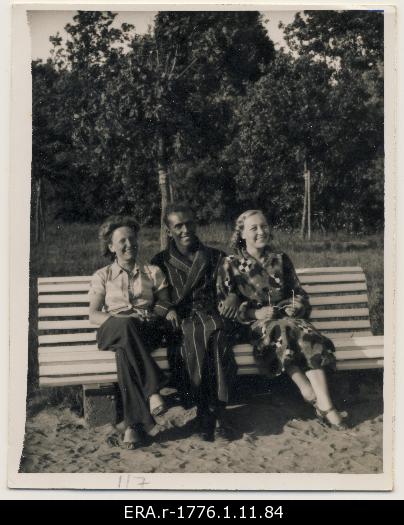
[168,238,202,269]
[110,260,140,280]
[241,247,280,268]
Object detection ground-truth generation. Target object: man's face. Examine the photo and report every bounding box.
[166,211,198,251]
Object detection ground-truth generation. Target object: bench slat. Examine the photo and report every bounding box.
[310,308,369,319]
[309,294,368,306]
[39,348,384,374]
[296,266,363,274]
[336,359,384,370]
[39,320,95,330]
[37,267,365,285]
[37,293,370,307]
[303,282,367,294]
[39,348,168,362]
[38,273,366,294]
[38,283,90,293]
[39,307,90,317]
[38,294,90,304]
[299,274,365,284]
[39,332,97,345]
[37,336,384,358]
[40,374,119,387]
[322,330,373,338]
[38,326,374,345]
[38,309,371,331]
[310,320,371,330]
[38,306,370,321]
[38,276,92,284]
[41,360,170,376]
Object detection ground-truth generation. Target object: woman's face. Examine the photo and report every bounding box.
[109,226,138,264]
[241,213,270,252]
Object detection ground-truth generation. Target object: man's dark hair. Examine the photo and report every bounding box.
[163,203,195,226]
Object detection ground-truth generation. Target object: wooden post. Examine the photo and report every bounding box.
[300,160,308,239]
[307,168,311,241]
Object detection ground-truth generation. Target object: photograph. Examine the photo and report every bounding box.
[8,1,394,491]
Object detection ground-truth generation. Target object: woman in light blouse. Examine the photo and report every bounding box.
[89,215,173,449]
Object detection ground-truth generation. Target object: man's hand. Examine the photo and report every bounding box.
[255,306,275,320]
[219,294,240,319]
[166,309,180,330]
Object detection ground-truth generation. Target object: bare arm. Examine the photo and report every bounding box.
[89,292,111,327]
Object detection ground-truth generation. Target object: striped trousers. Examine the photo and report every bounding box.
[179,311,237,412]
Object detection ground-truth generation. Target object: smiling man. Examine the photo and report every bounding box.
[151,204,238,441]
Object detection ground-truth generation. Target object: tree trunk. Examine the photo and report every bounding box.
[158,133,171,250]
[34,178,45,244]
[300,161,308,239]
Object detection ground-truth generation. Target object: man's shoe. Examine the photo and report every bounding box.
[195,412,215,442]
[215,418,237,441]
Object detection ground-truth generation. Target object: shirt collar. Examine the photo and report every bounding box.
[110,260,140,280]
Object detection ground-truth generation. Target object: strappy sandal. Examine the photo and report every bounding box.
[312,403,349,431]
[149,393,167,418]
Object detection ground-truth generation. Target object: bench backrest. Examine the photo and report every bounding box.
[37,266,372,347]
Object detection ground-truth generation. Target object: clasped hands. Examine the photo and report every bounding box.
[255,303,300,320]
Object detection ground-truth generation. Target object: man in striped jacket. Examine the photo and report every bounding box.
[151,204,238,442]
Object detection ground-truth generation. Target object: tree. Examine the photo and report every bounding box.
[223,11,384,233]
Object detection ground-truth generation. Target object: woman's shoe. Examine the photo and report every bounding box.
[312,404,349,431]
[149,393,167,417]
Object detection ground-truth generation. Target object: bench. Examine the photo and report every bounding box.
[37,266,384,424]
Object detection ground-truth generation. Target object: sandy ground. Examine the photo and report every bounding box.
[19,372,383,474]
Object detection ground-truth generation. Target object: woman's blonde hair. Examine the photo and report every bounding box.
[230,209,268,252]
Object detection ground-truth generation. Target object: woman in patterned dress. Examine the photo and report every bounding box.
[217,210,347,430]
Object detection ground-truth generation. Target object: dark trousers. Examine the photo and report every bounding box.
[97,315,166,431]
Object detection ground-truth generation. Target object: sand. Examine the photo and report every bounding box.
[19,373,383,474]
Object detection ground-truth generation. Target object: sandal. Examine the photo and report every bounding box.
[312,404,349,431]
[149,393,167,418]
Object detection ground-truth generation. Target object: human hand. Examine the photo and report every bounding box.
[284,305,298,317]
[219,294,240,319]
[166,309,180,330]
[255,306,275,320]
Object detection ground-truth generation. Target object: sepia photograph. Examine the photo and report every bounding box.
[8,1,395,491]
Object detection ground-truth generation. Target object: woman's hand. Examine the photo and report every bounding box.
[255,306,275,320]
[284,302,304,318]
[166,309,180,330]
[219,294,240,319]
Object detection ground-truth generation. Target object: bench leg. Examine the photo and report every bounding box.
[83,384,121,427]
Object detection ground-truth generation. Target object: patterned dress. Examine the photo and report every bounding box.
[217,248,336,377]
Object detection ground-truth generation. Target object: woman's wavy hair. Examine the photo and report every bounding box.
[98,215,140,260]
[230,209,269,252]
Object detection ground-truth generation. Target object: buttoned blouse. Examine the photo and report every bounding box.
[88,261,168,315]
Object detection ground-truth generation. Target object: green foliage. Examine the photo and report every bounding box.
[32,10,383,232]
[224,11,384,232]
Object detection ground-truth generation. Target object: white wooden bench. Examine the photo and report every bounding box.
[37,266,383,391]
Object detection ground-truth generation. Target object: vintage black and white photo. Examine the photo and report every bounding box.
[8,2,395,490]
